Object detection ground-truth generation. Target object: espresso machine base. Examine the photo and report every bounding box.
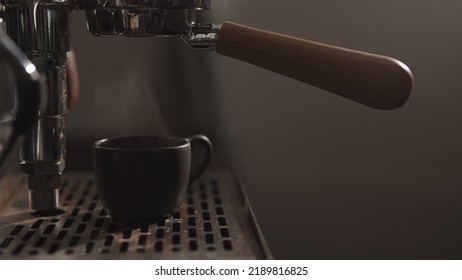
[0,170,271,259]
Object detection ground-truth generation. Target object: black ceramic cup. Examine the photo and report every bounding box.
[93,135,212,222]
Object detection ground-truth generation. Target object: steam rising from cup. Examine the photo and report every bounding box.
[84,57,171,138]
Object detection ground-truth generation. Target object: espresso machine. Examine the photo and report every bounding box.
[0,0,413,259]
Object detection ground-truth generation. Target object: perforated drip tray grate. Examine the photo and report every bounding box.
[0,171,271,259]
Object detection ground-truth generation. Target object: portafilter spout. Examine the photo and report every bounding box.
[83,0,412,110]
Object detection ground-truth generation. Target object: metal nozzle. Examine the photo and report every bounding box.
[183,23,222,50]
[28,188,59,210]
[26,173,61,211]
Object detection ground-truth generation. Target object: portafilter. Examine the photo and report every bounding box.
[84,0,413,110]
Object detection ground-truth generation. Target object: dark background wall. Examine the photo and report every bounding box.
[62,0,462,259]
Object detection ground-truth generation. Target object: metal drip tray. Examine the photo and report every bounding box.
[0,171,271,259]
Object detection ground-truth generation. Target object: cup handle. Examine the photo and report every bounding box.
[188,134,213,184]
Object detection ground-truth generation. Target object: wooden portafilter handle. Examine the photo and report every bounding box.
[215,22,413,110]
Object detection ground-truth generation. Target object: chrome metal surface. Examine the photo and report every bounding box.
[21,62,67,165]
[0,28,39,82]
[183,22,220,50]
[2,0,69,210]
[3,2,34,52]
[35,2,70,53]
[82,0,219,39]
[0,171,272,259]
[76,0,211,9]
[0,27,41,181]
[28,188,59,210]
[21,117,66,162]
[85,8,191,37]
